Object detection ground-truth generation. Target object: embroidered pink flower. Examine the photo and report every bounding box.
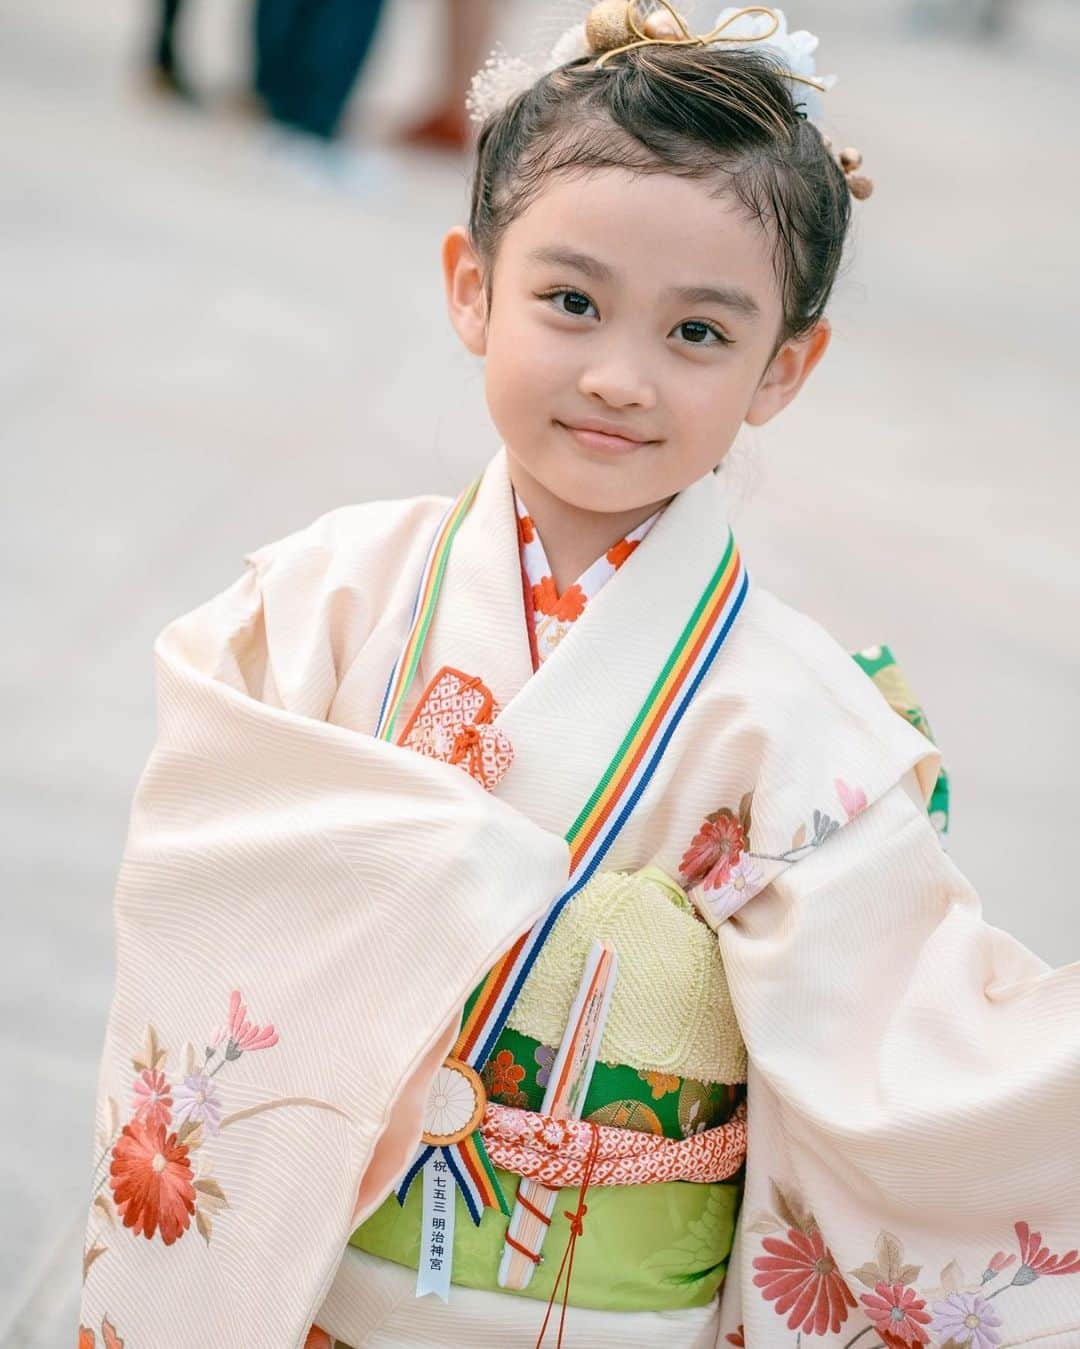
[172,1074,223,1135]
[930,1290,1002,1348]
[679,809,747,891]
[536,1117,573,1150]
[752,1224,856,1335]
[698,855,762,923]
[835,778,867,821]
[860,1281,931,1345]
[982,1250,1016,1282]
[222,989,279,1059]
[1012,1221,1080,1281]
[130,1068,172,1131]
[109,1119,195,1245]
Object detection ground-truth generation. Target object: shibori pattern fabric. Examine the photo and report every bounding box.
[78,449,1080,1348]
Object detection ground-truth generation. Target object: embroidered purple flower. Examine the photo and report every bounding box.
[172,1074,223,1135]
[535,1044,556,1089]
[131,1068,173,1131]
[930,1290,1002,1348]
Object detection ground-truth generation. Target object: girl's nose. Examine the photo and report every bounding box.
[577,350,657,410]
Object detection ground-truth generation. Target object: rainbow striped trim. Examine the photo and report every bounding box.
[374,477,481,744]
[393,519,748,1223]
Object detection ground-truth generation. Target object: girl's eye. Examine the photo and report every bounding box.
[675,320,730,346]
[543,289,598,319]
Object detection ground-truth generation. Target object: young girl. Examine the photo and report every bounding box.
[78,4,1079,1347]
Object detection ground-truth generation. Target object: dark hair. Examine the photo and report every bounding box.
[468,43,852,346]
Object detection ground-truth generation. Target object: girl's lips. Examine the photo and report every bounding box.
[557,421,653,454]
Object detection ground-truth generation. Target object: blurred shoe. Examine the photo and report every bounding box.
[260,124,395,202]
[395,106,470,154]
[145,61,200,106]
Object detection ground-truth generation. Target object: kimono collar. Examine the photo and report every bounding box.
[420,449,737,839]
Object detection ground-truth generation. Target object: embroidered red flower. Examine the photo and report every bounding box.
[517,512,535,546]
[77,1319,123,1349]
[303,1329,333,1349]
[606,536,640,569]
[532,575,587,623]
[487,1049,526,1098]
[753,1224,857,1335]
[131,1067,172,1131]
[109,1118,196,1245]
[859,1281,931,1345]
[1014,1221,1080,1280]
[725,1326,746,1346]
[679,808,747,891]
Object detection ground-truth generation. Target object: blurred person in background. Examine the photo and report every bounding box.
[397,0,496,151]
[254,0,388,143]
[147,0,198,102]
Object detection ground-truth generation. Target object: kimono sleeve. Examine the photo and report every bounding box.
[716,775,1080,1348]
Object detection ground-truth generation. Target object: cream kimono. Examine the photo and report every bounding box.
[79,450,1080,1348]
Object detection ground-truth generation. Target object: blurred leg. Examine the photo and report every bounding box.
[266,0,386,140]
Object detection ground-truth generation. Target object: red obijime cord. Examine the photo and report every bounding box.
[534,1122,602,1349]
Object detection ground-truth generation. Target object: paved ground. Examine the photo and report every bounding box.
[2,1,1078,1343]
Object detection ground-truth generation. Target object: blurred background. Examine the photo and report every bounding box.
[2,0,1078,1343]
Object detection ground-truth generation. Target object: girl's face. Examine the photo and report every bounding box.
[444,167,830,516]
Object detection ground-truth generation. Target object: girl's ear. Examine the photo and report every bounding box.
[442,226,488,357]
[744,319,831,426]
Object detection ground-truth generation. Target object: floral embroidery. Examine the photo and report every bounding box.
[860,1281,932,1344]
[304,1327,334,1349]
[130,1067,172,1131]
[83,989,346,1284]
[835,778,868,821]
[534,1043,556,1089]
[753,1223,856,1336]
[1012,1220,1080,1279]
[517,512,535,546]
[172,1073,223,1135]
[748,1183,1080,1345]
[77,1315,124,1348]
[606,536,640,569]
[725,1326,746,1347]
[484,1047,526,1099]
[680,783,865,927]
[110,1118,196,1244]
[930,1291,1002,1348]
[638,1069,680,1100]
[679,802,749,892]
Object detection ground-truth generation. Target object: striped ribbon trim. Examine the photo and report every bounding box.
[387,493,748,1223]
[374,478,481,744]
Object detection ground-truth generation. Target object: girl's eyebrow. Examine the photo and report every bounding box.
[526,245,761,319]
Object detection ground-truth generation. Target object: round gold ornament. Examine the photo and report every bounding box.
[838,146,863,171]
[642,8,683,40]
[585,0,635,54]
[421,1056,487,1146]
[847,173,874,200]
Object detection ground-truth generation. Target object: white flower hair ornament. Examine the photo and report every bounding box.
[465,1,873,200]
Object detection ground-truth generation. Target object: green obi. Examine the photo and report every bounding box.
[351,868,746,1312]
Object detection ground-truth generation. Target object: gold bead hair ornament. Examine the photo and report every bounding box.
[465,2,873,200]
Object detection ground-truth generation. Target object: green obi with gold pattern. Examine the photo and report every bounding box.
[350,866,747,1312]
